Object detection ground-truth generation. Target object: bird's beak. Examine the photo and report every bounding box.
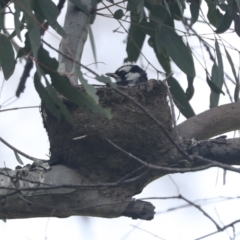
[105,72,120,81]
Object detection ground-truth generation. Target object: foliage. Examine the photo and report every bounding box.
[0,0,239,120]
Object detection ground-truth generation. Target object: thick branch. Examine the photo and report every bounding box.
[177,102,240,140]
[0,165,152,220]
[187,138,240,166]
[58,0,91,85]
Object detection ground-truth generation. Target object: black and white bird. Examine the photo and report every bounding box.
[105,64,148,86]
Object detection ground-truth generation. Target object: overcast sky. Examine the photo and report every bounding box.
[1,1,240,240]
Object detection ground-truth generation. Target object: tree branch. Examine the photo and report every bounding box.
[177,102,240,140]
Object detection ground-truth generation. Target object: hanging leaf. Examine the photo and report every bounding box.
[95,75,117,87]
[34,72,61,120]
[28,22,41,58]
[215,39,224,85]
[189,0,200,26]
[88,25,97,65]
[36,0,66,37]
[45,78,74,124]
[209,60,224,108]
[215,10,233,33]
[185,76,195,101]
[167,76,195,118]
[207,75,225,95]
[163,0,172,17]
[224,47,238,82]
[89,0,98,24]
[148,37,171,74]
[124,11,146,62]
[37,46,111,119]
[0,34,15,80]
[224,47,239,102]
[207,1,223,28]
[156,23,195,77]
[14,151,24,165]
[17,32,31,58]
[75,67,99,103]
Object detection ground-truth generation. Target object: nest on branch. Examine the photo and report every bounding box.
[42,80,175,184]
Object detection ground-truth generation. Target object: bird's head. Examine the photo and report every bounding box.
[105,64,148,86]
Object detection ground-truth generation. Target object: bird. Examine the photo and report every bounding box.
[105,64,148,86]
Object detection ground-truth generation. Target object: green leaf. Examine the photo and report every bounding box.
[215,39,224,81]
[127,0,143,11]
[127,0,144,22]
[28,22,41,58]
[185,76,195,101]
[89,0,98,24]
[224,47,238,82]
[156,23,195,77]
[17,32,31,58]
[88,25,97,65]
[34,71,61,120]
[234,81,239,102]
[17,0,34,24]
[114,9,124,19]
[163,0,172,17]
[167,76,195,118]
[175,0,185,17]
[0,6,3,31]
[189,0,200,26]
[215,10,233,34]
[209,62,224,108]
[148,37,171,74]
[76,67,99,103]
[70,0,90,15]
[207,1,223,28]
[139,21,155,36]
[0,34,15,80]
[207,75,225,95]
[45,78,74,123]
[37,46,111,119]
[14,151,24,165]
[95,75,117,87]
[225,47,239,102]
[124,11,146,62]
[36,0,66,37]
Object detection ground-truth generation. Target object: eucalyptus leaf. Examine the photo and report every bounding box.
[34,71,61,120]
[156,23,195,77]
[215,11,233,34]
[88,25,97,65]
[124,11,146,62]
[0,34,15,80]
[76,67,99,103]
[28,22,41,58]
[189,0,200,26]
[167,76,195,118]
[37,0,66,37]
[14,151,24,165]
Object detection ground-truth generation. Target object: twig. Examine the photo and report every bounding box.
[181,195,221,230]
[194,219,240,240]
[0,106,39,113]
[0,137,48,162]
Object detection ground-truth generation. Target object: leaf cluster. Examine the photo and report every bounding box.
[0,0,239,121]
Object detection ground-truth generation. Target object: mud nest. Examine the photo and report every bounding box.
[42,80,175,183]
